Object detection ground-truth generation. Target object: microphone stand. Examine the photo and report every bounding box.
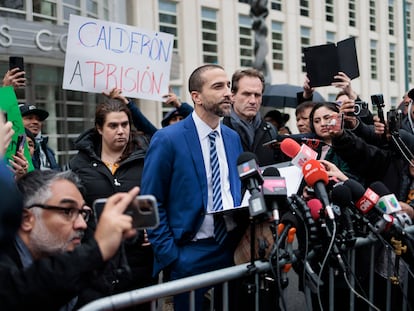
[244,215,258,311]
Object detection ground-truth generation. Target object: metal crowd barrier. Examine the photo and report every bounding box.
[79,227,414,311]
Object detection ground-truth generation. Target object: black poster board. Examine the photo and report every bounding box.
[303,37,360,88]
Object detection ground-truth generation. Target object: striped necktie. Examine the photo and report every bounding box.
[208,131,227,244]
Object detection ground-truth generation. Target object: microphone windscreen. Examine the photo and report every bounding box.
[307,198,323,220]
[343,178,366,201]
[237,151,257,165]
[280,211,299,227]
[369,181,390,197]
[280,138,301,158]
[331,184,352,207]
[262,166,280,177]
[302,159,329,187]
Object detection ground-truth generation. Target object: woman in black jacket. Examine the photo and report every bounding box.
[69,99,156,310]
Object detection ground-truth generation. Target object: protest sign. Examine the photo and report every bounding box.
[0,86,34,171]
[63,15,174,101]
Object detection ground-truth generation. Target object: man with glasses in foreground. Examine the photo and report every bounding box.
[0,169,140,311]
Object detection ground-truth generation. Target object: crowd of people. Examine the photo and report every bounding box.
[0,60,413,311]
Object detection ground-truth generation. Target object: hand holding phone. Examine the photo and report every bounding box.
[93,195,159,230]
[9,56,24,72]
[327,113,344,132]
[15,134,26,155]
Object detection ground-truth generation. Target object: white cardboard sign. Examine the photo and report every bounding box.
[63,15,174,101]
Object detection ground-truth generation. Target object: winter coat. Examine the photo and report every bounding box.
[0,237,104,311]
[69,128,156,310]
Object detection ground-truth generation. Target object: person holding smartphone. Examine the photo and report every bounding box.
[308,101,361,181]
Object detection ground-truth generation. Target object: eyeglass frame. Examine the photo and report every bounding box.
[27,204,92,222]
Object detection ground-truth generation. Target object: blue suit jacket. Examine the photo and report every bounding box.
[141,115,243,274]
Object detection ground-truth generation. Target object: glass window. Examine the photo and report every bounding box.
[326,31,335,44]
[301,26,311,72]
[348,0,356,27]
[300,0,310,17]
[271,21,284,70]
[370,40,378,80]
[239,15,253,67]
[159,0,179,51]
[201,7,218,64]
[271,0,282,11]
[325,0,334,22]
[389,43,396,81]
[388,0,395,35]
[369,0,376,31]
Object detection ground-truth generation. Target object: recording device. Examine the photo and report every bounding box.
[15,134,26,155]
[9,56,24,73]
[237,152,266,217]
[280,138,318,168]
[92,195,159,229]
[371,93,386,124]
[327,113,344,131]
[353,101,368,116]
[387,108,402,134]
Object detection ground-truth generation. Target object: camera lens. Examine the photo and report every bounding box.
[353,103,361,115]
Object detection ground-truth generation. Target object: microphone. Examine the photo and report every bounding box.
[302,159,335,220]
[262,167,287,224]
[237,152,266,217]
[280,138,318,169]
[331,184,356,241]
[370,182,402,214]
[345,180,411,236]
[307,198,323,221]
[344,179,379,215]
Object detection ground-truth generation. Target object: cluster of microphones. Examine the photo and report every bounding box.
[236,138,414,298]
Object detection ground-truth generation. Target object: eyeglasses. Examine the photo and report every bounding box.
[27,204,92,222]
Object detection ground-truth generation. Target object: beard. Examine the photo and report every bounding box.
[206,99,232,118]
[29,218,84,257]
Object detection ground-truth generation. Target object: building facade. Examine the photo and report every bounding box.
[1,0,413,165]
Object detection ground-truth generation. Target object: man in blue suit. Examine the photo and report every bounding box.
[141,64,244,310]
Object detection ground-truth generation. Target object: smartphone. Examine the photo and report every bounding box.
[92,195,159,229]
[9,56,24,72]
[15,134,26,155]
[327,113,344,131]
[0,111,7,122]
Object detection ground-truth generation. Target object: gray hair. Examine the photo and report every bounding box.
[17,170,83,209]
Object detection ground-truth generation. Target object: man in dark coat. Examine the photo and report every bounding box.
[0,169,139,311]
[222,68,288,166]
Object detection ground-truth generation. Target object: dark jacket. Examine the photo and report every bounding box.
[69,129,156,309]
[32,135,60,170]
[0,237,104,311]
[332,129,409,198]
[222,116,288,166]
[69,128,146,206]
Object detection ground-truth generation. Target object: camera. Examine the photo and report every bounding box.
[371,94,384,107]
[353,101,368,116]
[387,108,401,134]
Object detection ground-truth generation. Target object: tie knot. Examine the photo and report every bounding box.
[208,131,218,141]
